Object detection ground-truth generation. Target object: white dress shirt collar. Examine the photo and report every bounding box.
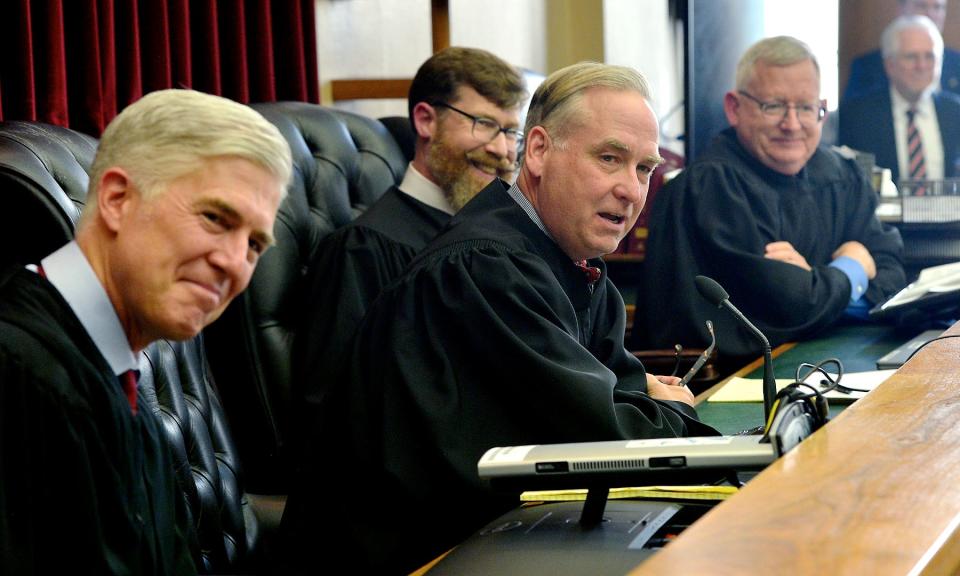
[891,87,934,118]
[40,241,138,375]
[398,163,456,215]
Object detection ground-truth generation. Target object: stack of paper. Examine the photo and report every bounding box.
[877,261,960,310]
[520,485,738,502]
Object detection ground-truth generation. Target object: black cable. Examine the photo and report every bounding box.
[795,358,869,394]
[795,358,843,390]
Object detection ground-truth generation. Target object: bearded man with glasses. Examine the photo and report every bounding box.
[639,35,906,371]
[292,46,528,420]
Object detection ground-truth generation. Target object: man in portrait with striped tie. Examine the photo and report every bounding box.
[839,15,960,188]
[0,89,292,575]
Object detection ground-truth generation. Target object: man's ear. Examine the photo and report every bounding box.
[95,167,137,233]
[523,125,550,178]
[412,101,438,140]
[723,91,741,127]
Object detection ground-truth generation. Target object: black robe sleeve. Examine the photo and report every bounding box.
[294,224,420,408]
[293,187,449,416]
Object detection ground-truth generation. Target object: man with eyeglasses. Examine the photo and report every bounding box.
[844,0,960,102]
[279,62,719,575]
[838,15,960,184]
[291,46,527,418]
[639,36,905,369]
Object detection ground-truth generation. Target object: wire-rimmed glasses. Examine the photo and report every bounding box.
[432,101,525,146]
[737,90,827,124]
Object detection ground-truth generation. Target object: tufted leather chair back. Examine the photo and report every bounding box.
[0,120,260,573]
[0,122,95,266]
[202,102,409,494]
[137,337,256,572]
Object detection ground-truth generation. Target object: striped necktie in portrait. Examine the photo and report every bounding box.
[907,107,927,195]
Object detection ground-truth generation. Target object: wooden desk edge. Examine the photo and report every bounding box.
[632,323,960,575]
[409,549,451,575]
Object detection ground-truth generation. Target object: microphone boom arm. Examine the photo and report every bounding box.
[720,301,776,421]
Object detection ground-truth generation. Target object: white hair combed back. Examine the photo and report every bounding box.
[84,89,292,221]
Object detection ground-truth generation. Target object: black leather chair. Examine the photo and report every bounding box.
[202,102,409,495]
[0,120,264,574]
[0,122,95,266]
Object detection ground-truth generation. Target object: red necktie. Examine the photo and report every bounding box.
[574,259,602,285]
[121,370,139,415]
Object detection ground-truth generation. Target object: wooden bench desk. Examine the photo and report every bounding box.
[630,321,960,575]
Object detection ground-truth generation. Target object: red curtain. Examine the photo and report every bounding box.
[0,0,319,136]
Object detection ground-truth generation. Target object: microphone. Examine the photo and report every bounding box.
[694,275,776,422]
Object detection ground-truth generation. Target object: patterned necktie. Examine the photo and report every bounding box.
[907,107,927,195]
[121,370,139,415]
[574,259,602,285]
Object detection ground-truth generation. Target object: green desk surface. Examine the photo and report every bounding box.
[694,322,925,434]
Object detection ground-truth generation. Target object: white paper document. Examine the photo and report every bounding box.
[879,261,960,308]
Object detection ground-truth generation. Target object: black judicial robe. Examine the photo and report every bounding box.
[0,266,195,575]
[280,179,718,575]
[638,128,906,360]
[293,186,449,411]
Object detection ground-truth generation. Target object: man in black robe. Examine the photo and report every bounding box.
[293,47,527,415]
[0,89,291,575]
[639,36,906,364]
[280,62,718,575]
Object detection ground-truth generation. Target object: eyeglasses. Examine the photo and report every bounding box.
[432,102,524,145]
[737,90,827,124]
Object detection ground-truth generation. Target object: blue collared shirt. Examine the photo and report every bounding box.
[39,241,138,376]
[829,255,870,319]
